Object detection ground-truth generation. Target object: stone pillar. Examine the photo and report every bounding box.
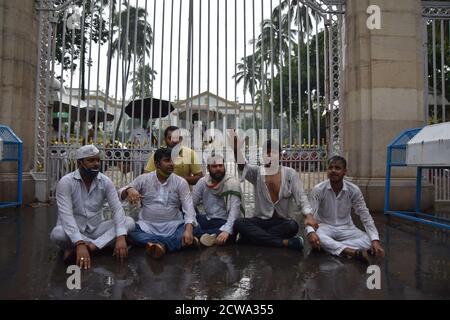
[343,0,433,211]
[0,0,38,204]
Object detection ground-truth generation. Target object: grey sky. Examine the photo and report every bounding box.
[58,0,322,106]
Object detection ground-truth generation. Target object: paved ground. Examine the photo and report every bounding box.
[0,205,449,300]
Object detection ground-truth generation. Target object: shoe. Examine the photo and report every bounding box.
[200,234,217,247]
[145,242,166,259]
[287,235,304,251]
[355,249,370,264]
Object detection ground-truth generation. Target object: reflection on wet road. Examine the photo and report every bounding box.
[0,206,449,299]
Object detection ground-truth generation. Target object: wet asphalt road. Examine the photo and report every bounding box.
[0,206,449,300]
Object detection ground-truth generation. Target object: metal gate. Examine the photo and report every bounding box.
[33,0,345,201]
[422,1,450,202]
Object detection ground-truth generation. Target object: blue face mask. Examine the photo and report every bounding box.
[80,164,100,178]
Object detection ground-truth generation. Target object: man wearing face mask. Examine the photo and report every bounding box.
[50,145,135,270]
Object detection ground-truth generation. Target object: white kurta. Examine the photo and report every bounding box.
[192,177,242,234]
[239,163,313,219]
[307,179,380,256]
[118,172,197,237]
[50,170,134,249]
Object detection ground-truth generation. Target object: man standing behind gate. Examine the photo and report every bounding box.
[144,126,203,186]
[50,145,135,269]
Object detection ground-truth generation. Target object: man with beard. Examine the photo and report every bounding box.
[144,126,203,186]
[192,154,245,247]
[120,148,201,259]
[50,145,135,269]
[229,131,318,251]
[307,156,384,264]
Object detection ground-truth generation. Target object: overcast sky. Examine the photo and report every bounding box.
[57,0,323,106]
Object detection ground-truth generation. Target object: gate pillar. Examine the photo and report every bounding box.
[343,0,433,211]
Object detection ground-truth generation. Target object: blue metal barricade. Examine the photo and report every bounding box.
[385,127,450,230]
[0,125,23,208]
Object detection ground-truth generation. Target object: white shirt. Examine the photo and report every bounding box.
[192,177,242,234]
[307,179,380,241]
[56,170,129,244]
[119,172,197,237]
[240,164,313,219]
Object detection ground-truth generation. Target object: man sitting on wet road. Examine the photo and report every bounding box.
[307,156,385,263]
[229,131,318,250]
[120,147,201,259]
[50,145,135,270]
[192,153,245,247]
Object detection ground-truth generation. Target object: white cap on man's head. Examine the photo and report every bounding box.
[206,153,224,165]
[76,145,100,160]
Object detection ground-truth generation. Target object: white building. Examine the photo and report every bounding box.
[164,91,262,131]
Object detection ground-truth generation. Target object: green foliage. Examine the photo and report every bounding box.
[234,0,328,144]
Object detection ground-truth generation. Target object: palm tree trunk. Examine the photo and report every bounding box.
[114,57,131,139]
[81,40,86,100]
[105,2,115,102]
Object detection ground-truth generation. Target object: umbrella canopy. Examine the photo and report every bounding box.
[52,93,114,122]
[125,97,174,120]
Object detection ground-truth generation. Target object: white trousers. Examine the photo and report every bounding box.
[316,223,372,256]
[50,217,135,250]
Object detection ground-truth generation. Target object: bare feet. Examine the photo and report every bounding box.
[342,248,370,264]
[145,242,166,259]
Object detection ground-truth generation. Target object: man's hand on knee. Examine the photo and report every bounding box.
[75,241,91,270]
[370,240,384,258]
[123,187,142,206]
[182,224,194,247]
[216,231,230,245]
[113,235,128,261]
[307,232,321,251]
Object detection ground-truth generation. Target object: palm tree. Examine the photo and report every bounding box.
[110,1,153,138]
[102,0,117,104]
[233,53,262,100]
[234,0,323,135]
[79,0,118,100]
[129,63,157,98]
[251,18,297,74]
[235,0,310,100]
[273,0,316,34]
[54,0,109,100]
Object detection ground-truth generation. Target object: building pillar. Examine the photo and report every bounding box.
[0,0,38,205]
[343,0,433,211]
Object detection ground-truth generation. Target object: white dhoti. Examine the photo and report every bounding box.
[50,217,135,250]
[316,223,372,256]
